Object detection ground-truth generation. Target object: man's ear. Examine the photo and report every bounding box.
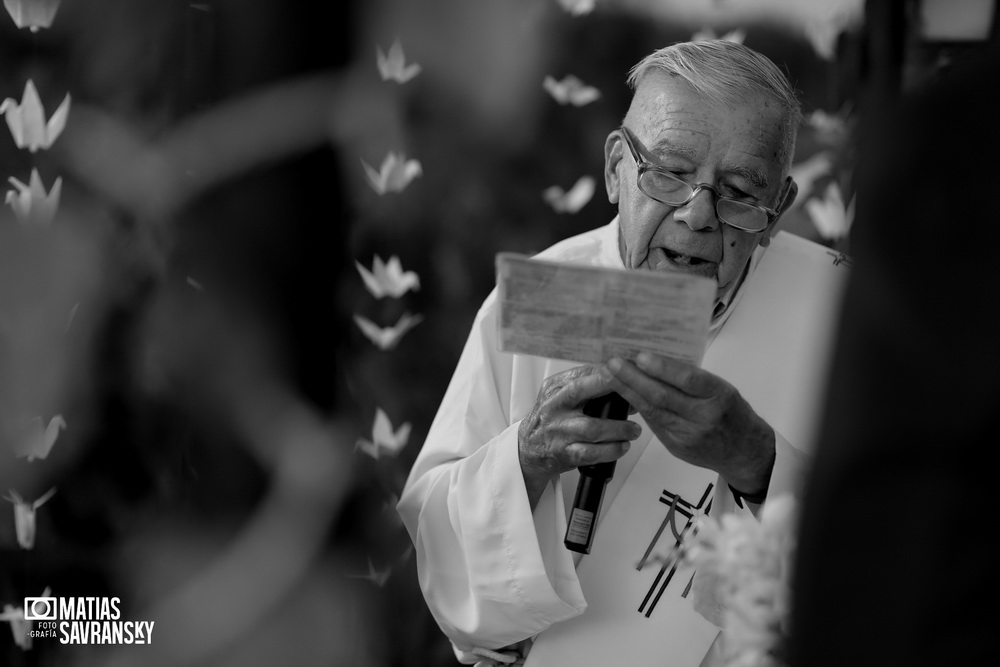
[778,176,799,214]
[604,130,624,205]
[760,177,798,248]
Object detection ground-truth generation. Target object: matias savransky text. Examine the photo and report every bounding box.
[24,596,155,645]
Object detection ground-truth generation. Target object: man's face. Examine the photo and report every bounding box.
[604,71,795,297]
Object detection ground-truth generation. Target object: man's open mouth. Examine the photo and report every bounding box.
[663,248,708,266]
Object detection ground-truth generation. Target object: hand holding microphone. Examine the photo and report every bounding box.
[564,391,631,554]
[517,366,638,551]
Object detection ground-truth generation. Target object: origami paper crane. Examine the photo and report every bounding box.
[555,0,595,16]
[356,255,420,299]
[13,415,66,462]
[5,488,56,550]
[806,181,855,241]
[691,26,747,44]
[6,169,62,226]
[347,556,392,587]
[361,152,422,195]
[0,604,30,650]
[543,75,601,107]
[543,175,595,214]
[376,40,422,84]
[788,151,833,205]
[1,588,51,651]
[802,2,863,61]
[353,312,423,350]
[807,109,851,148]
[3,0,61,31]
[356,407,412,460]
[1,80,71,152]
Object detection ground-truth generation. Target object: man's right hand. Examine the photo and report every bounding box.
[518,365,642,509]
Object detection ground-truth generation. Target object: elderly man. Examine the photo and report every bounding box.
[400,40,845,666]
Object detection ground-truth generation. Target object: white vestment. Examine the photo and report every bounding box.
[398,218,849,665]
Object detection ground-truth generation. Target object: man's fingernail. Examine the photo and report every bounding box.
[607,358,622,372]
[636,352,653,368]
[621,441,631,453]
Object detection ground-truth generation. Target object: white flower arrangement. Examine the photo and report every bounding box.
[684,495,798,667]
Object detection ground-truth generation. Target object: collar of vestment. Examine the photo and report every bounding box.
[600,216,770,340]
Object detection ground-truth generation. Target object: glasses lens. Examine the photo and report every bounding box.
[717,199,769,232]
[638,171,691,205]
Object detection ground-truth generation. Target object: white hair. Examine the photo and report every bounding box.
[627,40,802,171]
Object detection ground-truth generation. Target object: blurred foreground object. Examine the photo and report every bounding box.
[685,496,798,667]
[789,41,1000,667]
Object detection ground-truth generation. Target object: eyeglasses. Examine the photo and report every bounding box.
[618,125,783,233]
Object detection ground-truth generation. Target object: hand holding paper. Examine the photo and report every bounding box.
[606,352,775,499]
[497,253,716,509]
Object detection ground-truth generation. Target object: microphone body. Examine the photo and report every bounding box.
[564,392,631,554]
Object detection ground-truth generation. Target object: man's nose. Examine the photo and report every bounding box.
[672,187,720,232]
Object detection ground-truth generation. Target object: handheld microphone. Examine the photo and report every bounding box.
[564,392,631,554]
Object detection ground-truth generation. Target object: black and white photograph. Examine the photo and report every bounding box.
[1,1,995,665]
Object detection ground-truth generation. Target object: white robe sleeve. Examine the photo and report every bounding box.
[763,428,808,500]
[743,428,809,519]
[397,292,586,660]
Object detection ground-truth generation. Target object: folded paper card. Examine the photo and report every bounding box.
[495,253,716,367]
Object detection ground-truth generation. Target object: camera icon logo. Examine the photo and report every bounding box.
[23,597,58,621]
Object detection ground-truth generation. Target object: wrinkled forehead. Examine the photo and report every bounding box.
[627,72,789,173]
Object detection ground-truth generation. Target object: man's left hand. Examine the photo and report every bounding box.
[606,352,775,498]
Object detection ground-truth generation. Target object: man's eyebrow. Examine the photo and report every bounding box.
[724,164,769,190]
[648,139,770,189]
[649,138,698,160]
